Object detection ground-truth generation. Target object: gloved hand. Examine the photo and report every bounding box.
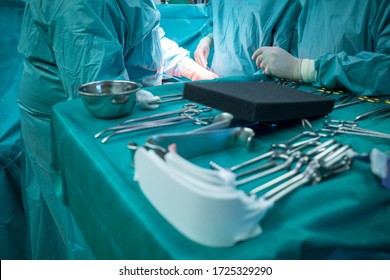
[194,34,213,68]
[252,46,303,81]
[181,57,219,81]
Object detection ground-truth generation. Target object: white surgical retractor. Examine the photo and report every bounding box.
[134,147,272,247]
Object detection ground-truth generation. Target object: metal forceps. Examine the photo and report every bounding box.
[209,131,322,173]
[251,142,353,203]
[372,99,390,120]
[333,95,380,109]
[321,120,390,140]
[147,93,183,105]
[354,104,390,121]
[248,139,338,195]
[95,103,202,138]
[100,107,213,143]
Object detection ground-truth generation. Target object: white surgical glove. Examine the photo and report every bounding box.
[252,46,317,83]
[194,33,213,68]
[180,57,219,81]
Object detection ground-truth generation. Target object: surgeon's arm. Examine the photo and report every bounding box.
[254,2,390,96]
[49,3,163,98]
[314,0,390,96]
[252,47,390,96]
[50,12,129,99]
[314,51,390,96]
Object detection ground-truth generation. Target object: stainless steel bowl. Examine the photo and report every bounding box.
[79,80,140,119]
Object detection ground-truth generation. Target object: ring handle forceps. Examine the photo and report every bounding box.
[321,120,390,140]
[209,131,323,173]
[236,141,342,187]
[94,103,208,138]
[101,108,213,143]
[251,142,353,203]
[231,138,326,180]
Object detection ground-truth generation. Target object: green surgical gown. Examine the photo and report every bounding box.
[0,0,26,260]
[17,0,162,259]
[296,0,390,95]
[205,0,301,77]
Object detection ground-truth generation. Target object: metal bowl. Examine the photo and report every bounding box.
[79,80,140,119]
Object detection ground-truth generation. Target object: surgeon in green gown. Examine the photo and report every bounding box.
[17,0,163,259]
[194,0,301,77]
[252,0,390,95]
[0,0,26,260]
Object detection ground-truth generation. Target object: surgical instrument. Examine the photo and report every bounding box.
[209,150,274,172]
[235,153,297,186]
[321,120,390,140]
[127,113,237,165]
[354,105,390,121]
[249,156,309,195]
[120,103,199,125]
[137,91,183,108]
[94,103,207,138]
[333,96,380,109]
[254,143,354,203]
[209,131,323,173]
[237,141,342,187]
[372,111,390,121]
[101,108,213,143]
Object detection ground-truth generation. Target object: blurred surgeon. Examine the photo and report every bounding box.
[17,0,162,259]
[154,0,217,80]
[194,0,301,77]
[159,27,219,80]
[0,0,26,260]
[252,0,390,95]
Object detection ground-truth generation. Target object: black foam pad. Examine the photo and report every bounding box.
[183,81,335,122]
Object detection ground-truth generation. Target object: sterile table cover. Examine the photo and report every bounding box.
[51,75,390,259]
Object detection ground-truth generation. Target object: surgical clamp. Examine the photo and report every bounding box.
[101,108,213,143]
[94,103,207,138]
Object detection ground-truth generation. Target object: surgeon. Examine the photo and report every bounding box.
[194,0,301,77]
[154,0,218,80]
[18,0,162,259]
[252,0,390,95]
[0,0,26,260]
[159,27,219,80]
